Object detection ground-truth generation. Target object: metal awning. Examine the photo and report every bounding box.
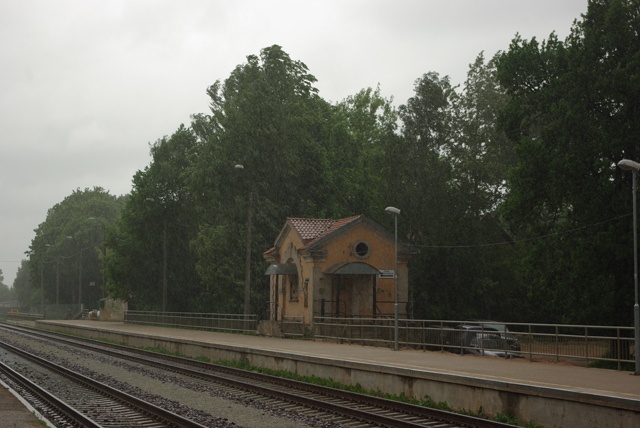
[324,262,381,275]
[264,263,298,276]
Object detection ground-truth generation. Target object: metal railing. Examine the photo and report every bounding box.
[314,316,394,346]
[312,317,636,369]
[23,307,632,369]
[4,304,84,321]
[281,316,305,338]
[124,311,257,334]
[315,299,412,319]
[5,312,44,322]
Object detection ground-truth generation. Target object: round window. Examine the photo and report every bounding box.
[355,241,369,258]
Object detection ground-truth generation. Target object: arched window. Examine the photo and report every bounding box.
[286,259,298,301]
[289,273,299,301]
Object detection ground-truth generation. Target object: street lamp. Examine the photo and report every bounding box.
[88,217,108,300]
[28,249,46,312]
[44,243,52,309]
[67,235,84,307]
[617,158,640,375]
[385,206,400,351]
[143,200,168,312]
[236,164,252,316]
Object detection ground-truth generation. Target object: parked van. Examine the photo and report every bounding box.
[470,321,521,352]
[457,325,522,358]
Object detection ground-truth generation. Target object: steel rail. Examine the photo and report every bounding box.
[0,339,208,428]
[0,359,101,427]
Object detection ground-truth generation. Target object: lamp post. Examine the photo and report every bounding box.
[161,217,168,312]
[45,243,53,306]
[143,201,168,312]
[43,243,59,305]
[40,258,44,311]
[27,249,45,313]
[617,158,640,375]
[68,235,83,306]
[87,217,107,299]
[385,206,400,351]
[235,164,253,316]
[77,246,83,306]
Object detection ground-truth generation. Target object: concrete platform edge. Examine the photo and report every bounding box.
[35,320,640,428]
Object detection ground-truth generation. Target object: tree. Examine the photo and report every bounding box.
[394,71,471,319]
[445,52,521,321]
[327,86,399,218]
[389,53,524,321]
[12,261,34,307]
[496,0,640,324]
[103,46,405,315]
[452,52,516,213]
[105,125,201,311]
[27,187,123,309]
[0,269,15,304]
[188,45,334,314]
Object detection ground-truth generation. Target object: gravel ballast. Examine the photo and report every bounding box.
[0,328,344,427]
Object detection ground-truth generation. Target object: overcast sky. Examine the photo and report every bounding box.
[0,0,588,286]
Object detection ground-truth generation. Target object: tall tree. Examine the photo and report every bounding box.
[394,63,521,321]
[496,0,640,324]
[189,45,333,314]
[0,269,14,303]
[105,125,200,311]
[396,72,467,319]
[328,86,399,217]
[13,260,36,308]
[452,52,516,213]
[447,52,521,321]
[27,187,123,309]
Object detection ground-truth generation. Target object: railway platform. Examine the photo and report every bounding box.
[4,319,640,427]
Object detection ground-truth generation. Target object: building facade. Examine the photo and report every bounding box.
[263,215,413,325]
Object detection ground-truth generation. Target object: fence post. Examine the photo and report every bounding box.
[555,326,560,362]
[617,327,621,371]
[584,326,589,365]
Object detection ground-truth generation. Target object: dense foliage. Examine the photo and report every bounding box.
[496,0,640,324]
[0,269,15,303]
[19,1,640,326]
[21,188,124,310]
[104,125,201,311]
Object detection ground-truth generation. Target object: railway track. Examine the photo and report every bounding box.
[0,323,519,428]
[0,340,207,427]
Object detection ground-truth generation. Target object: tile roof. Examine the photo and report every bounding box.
[288,215,363,245]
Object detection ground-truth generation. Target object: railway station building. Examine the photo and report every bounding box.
[262,215,414,329]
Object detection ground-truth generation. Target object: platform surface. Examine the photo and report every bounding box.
[36,320,640,402]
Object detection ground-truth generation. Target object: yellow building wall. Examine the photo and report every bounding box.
[307,223,408,321]
[269,221,408,325]
[271,229,306,322]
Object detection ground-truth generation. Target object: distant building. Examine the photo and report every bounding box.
[263,215,414,326]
